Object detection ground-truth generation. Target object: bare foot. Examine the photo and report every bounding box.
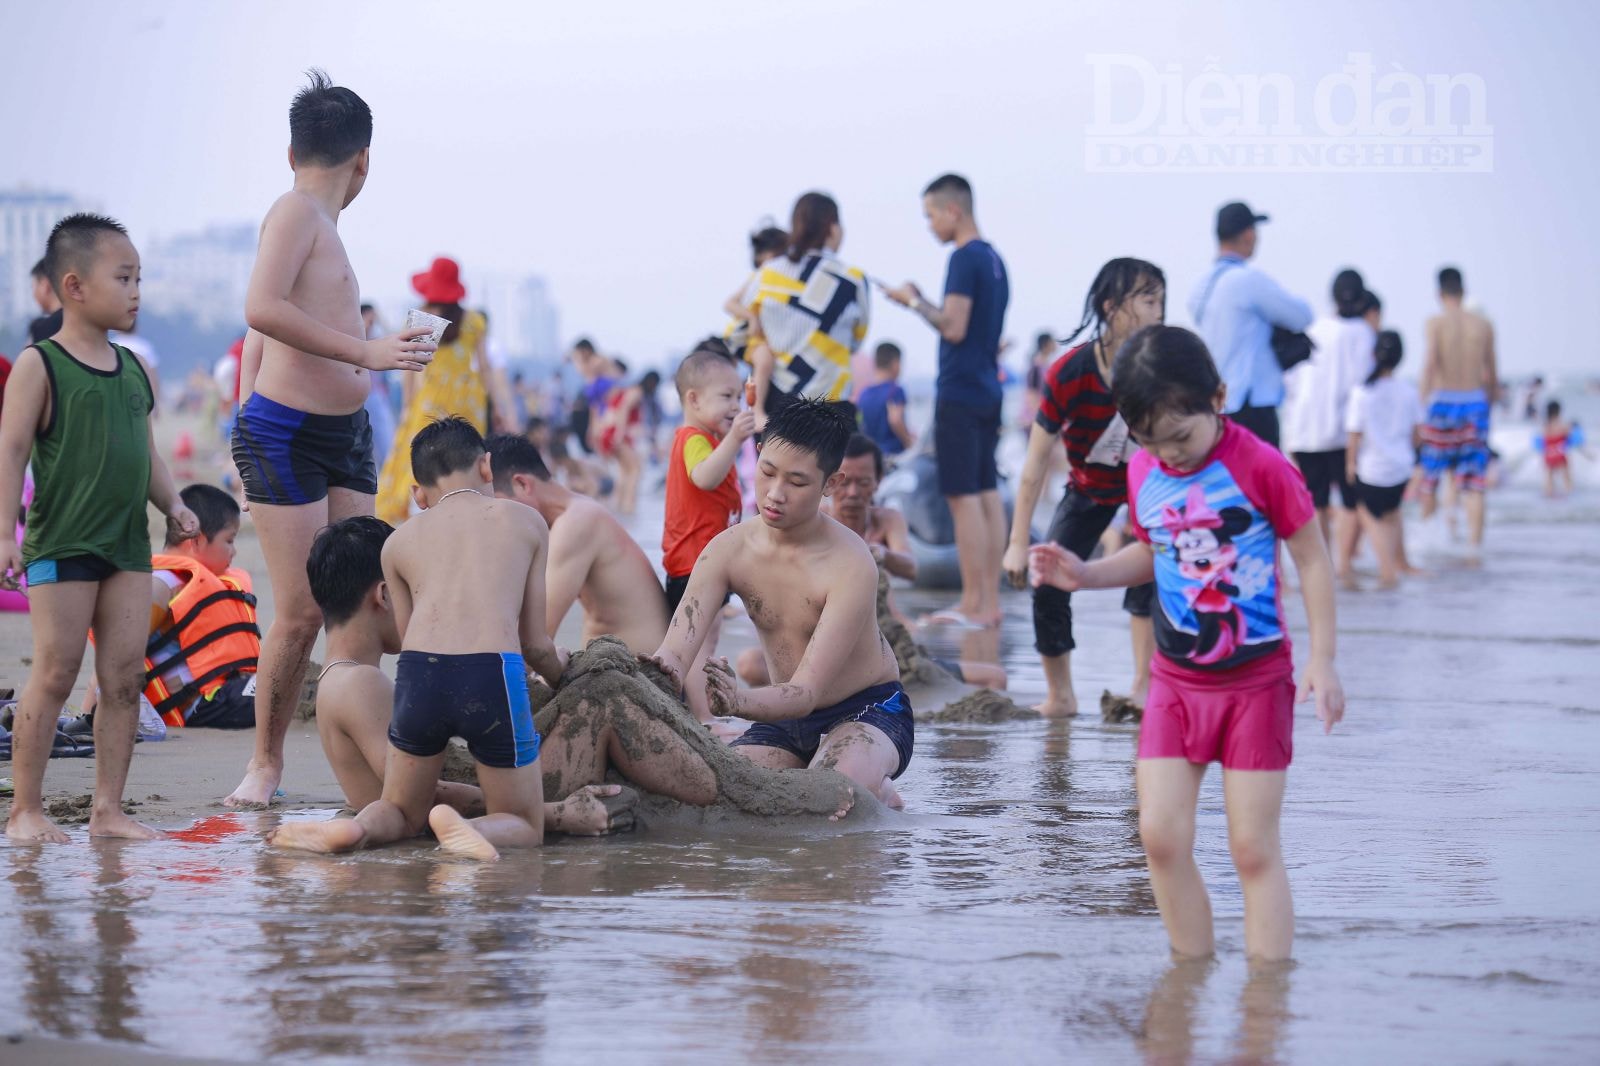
[554,785,637,837]
[1376,576,1400,591]
[828,783,856,822]
[1337,570,1362,592]
[5,809,71,844]
[428,805,499,861]
[1034,695,1079,718]
[88,807,166,841]
[267,818,367,854]
[877,776,905,811]
[225,762,282,808]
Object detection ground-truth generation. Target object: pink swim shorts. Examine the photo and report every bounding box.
[1138,668,1294,771]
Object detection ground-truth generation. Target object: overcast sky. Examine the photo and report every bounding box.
[4,0,1595,380]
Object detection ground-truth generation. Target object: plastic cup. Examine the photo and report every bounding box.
[404,308,451,352]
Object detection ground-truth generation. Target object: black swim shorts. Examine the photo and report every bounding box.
[389,651,541,769]
[1355,479,1407,519]
[232,393,378,506]
[933,402,1001,497]
[1293,449,1357,511]
[731,680,915,779]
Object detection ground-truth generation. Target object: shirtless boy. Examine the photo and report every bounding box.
[485,434,669,654]
[1419,266,1497,552]
[270,417,565,860]
[650,400,915,809]
[228,71,436,806]
[302,516,633,837]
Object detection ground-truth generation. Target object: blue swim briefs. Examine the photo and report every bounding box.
[389,651,541,770]
[731,680,915,779]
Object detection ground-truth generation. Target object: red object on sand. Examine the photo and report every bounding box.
[175,430,195,460]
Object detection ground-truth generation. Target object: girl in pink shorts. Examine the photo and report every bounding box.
[1031,325,1345,961]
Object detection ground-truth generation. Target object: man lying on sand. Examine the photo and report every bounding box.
[650,400,915,809]
[485,433,669,655]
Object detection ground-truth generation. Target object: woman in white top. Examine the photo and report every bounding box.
[1345,330,1423,589]
[1282,268,1376,583]
[745,191,870,429]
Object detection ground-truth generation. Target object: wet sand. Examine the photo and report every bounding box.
[2,442,1598,1062]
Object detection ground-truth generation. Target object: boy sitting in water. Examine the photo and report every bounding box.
[301,515,629,835]
[650,400,914,809]
[70,484,259,736]
[270,417,567,860]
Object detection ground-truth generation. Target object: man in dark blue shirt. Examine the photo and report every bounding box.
[887,173,1010,627]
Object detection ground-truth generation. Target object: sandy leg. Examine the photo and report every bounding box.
[267,818,368,854]
[428,805,500,862]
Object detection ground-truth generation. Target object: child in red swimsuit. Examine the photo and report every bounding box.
[1030,325,1345,962]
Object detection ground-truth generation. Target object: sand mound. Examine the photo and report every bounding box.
[877,569,954,688]
[451,638,874,822]
[922,688,1038,723]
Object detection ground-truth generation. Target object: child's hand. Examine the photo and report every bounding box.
[1028,543,1087,591]
[1002,540,1031,589]
[363,328,437,373]
[729,408,757,443]
[1297,659,1345,734]
[166,505,200,544]
[0,538,21,592]
[638,653,684,695]
[704,656,740,718]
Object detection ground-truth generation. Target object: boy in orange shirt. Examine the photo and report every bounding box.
[664,343,755,723]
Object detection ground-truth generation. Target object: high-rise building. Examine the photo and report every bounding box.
[0,187,83,325]
[140,223,257,329]
[474,271,560,362]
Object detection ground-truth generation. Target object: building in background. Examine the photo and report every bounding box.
[473,272,560,363]
[140,223,256,330]
[0,187,83,327]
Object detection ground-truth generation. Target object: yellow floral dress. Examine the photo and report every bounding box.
[376,310,488,523]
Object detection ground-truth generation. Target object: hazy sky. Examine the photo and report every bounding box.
[4,0,1596,379]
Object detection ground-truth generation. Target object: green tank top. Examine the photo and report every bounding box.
[21,339,155,572]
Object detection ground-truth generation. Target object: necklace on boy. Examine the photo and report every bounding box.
[433,487,484,507]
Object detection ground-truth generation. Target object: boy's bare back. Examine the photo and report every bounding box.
[715,517,897,705]
[249,191,369,415]
[383,493,546,656]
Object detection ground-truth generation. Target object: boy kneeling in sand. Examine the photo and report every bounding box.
[651,400,915,809]
[271,416,568,860]
[301,515,628,836]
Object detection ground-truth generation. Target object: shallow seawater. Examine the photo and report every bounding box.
[3,491,1599,1063]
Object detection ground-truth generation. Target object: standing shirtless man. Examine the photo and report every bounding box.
[652,401,914,809]
[226,71,436,806]
[485,433,670,654]
[1419,266,1497,554]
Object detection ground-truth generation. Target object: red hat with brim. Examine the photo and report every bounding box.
[412,257,466,304]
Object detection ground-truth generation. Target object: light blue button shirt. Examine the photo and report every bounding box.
[1187,254,1314,413]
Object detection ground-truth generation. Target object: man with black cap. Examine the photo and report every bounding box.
[1187,202,1314,447]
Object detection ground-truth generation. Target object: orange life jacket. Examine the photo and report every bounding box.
[144,554,259,726]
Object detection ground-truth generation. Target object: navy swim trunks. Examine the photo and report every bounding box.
[389,651,541,769]
[731,680,915,779]
[231,393,377,506]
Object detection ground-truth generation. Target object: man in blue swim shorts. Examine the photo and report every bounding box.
[650,400,916,810]
[1419,266,1497,553]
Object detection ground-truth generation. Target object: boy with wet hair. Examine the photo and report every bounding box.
[651,399,915,809]
[299,515,628,836]
[269,417,565,860]
[486,434,669,654]
[0,213,199,843]
[227,69,438,807]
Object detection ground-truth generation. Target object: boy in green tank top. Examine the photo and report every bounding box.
[0,214,198,845]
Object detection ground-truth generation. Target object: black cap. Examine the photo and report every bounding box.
[1216,201,1269,240]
